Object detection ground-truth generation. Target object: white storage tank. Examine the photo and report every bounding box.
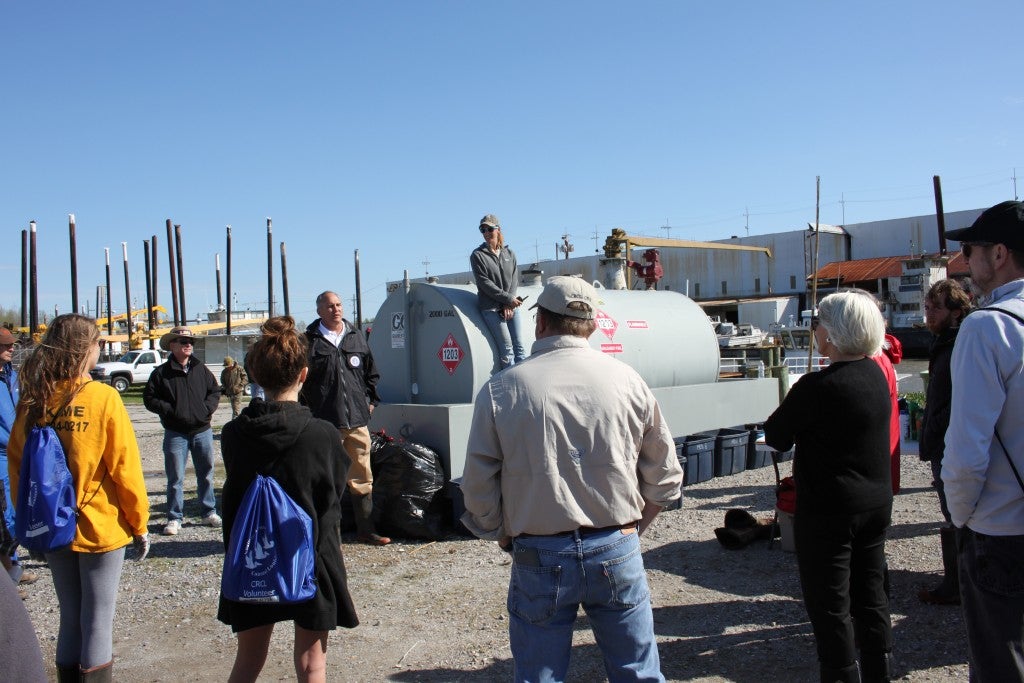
[369,280,720,405]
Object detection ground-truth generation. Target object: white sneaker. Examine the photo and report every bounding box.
[203,513,222,528]
[162,519,181,536]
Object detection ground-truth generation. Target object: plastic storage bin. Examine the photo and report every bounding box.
[674,434,714,486]
[745,423,771,470]
[701,428,750,477]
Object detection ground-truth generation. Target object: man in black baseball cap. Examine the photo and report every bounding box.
[941,199,1024,680]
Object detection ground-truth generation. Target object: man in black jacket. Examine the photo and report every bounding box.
[143,327,222,536]
[300,291,389,545]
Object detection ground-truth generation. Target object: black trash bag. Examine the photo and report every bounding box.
[367,432,447,541]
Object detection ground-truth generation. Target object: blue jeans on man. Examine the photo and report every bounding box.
[507,528,663,683]
[163,428,217,521]
[481,308,527,369]
[958,527,1024,682]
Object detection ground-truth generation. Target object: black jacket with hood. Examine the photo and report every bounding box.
[300,319,380,429]
[919,326,959,463]
[217,400,358,631]
[143,356,221,436]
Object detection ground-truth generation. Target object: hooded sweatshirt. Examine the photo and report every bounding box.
[217,400,358,632]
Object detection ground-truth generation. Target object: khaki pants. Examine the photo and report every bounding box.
[340,426,373,496]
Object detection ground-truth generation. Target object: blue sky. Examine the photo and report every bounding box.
[2,2,1021,326]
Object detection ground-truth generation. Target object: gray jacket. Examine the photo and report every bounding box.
[470,243,519,311]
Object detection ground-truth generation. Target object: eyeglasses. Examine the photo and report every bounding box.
[479,226,498,234]
[174,338,194,346]
[962,241,993,258]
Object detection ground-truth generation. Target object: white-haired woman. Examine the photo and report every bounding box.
[764,291,894,683]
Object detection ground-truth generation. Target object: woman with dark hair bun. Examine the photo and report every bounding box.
[218,316,357,683]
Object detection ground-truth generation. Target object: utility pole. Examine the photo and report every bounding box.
[744,207,749,237]
[422,259,430,277]
[560,234,574,260]
[661,222,672,240]
[592,228,600,253]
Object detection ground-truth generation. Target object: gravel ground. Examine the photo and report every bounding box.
[19,361,971,681]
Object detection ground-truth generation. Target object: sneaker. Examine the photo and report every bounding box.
[202,513,222,528]
[162,519,181,536]
[18,571,39,586]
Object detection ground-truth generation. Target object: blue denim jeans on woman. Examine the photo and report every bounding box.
[481,308,527,369]
[163,428,217,521]
[507,528,663,683]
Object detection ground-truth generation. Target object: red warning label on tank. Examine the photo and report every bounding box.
[437,333,464,376]
[595,310,617,340]
[626,320,648,329]
[600,343,623,354]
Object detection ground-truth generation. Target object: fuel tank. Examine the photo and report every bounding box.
[370,280,720,405]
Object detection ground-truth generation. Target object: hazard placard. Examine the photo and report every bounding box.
[595,310,618,340]
[437,333,464,376]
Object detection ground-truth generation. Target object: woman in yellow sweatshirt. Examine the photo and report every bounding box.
[8,314,149,683]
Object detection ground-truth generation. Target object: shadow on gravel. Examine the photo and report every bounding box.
[147,539,224,559]
[887,519,942,541]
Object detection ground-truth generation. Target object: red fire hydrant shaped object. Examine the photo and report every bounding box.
[626,248,664,289]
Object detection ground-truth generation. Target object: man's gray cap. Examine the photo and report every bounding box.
[530,276,603,319]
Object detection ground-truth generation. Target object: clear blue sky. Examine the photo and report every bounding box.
[2,2,1021,326]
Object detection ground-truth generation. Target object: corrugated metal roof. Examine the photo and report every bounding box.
[810,251,969,283]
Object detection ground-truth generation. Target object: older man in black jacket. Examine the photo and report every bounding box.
[300,291,389,545]
[144,326,222,537]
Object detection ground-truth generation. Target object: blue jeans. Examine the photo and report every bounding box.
[958,527,1024,682]
[163,428,217,521]
[0,448,16,562]
[507,529,663,683]
[482,308,527,369]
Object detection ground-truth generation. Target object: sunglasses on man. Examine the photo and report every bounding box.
[173,338,194,346]
[961,241,994,258]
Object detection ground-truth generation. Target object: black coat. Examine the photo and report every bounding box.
[300,320,380,429]
[764,358,893,516]
[919,326,958,463]
[142,357,221,436]
[217,400,358,632]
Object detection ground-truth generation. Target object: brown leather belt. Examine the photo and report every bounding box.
[518,521,638,539]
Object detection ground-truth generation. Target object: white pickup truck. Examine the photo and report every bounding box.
[90,349,169,393]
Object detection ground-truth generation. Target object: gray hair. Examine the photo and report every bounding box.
[818,291,885,356]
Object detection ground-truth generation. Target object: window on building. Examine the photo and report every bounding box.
[790,275,797,289]
[721,280,728,295]
[754,278,761,293]
[694,283,701,297]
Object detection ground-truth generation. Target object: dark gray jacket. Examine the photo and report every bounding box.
[470,243,519,311]
[143,356,221,436]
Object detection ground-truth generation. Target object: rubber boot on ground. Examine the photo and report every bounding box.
[353,493,391,546]
[819,660,860,683]
[918,526,959,605]
[56,663,79,683]
[860,650,892,683]
[80,661,112,683]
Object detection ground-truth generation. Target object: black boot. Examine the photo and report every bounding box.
[918,526,959,605]
[352,493,391,546]
[56,663,79,683]
[860,650,892,683]
[820,660,860,683]
[80,661,112,683]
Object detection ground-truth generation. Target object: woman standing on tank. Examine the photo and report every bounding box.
[764,291,894,683]
[218,316,357,683]
[8,314,150,683]
[470,213,526,369]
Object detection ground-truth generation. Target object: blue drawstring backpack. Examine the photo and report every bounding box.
[221,474,317,604]
[15,385,102,553]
